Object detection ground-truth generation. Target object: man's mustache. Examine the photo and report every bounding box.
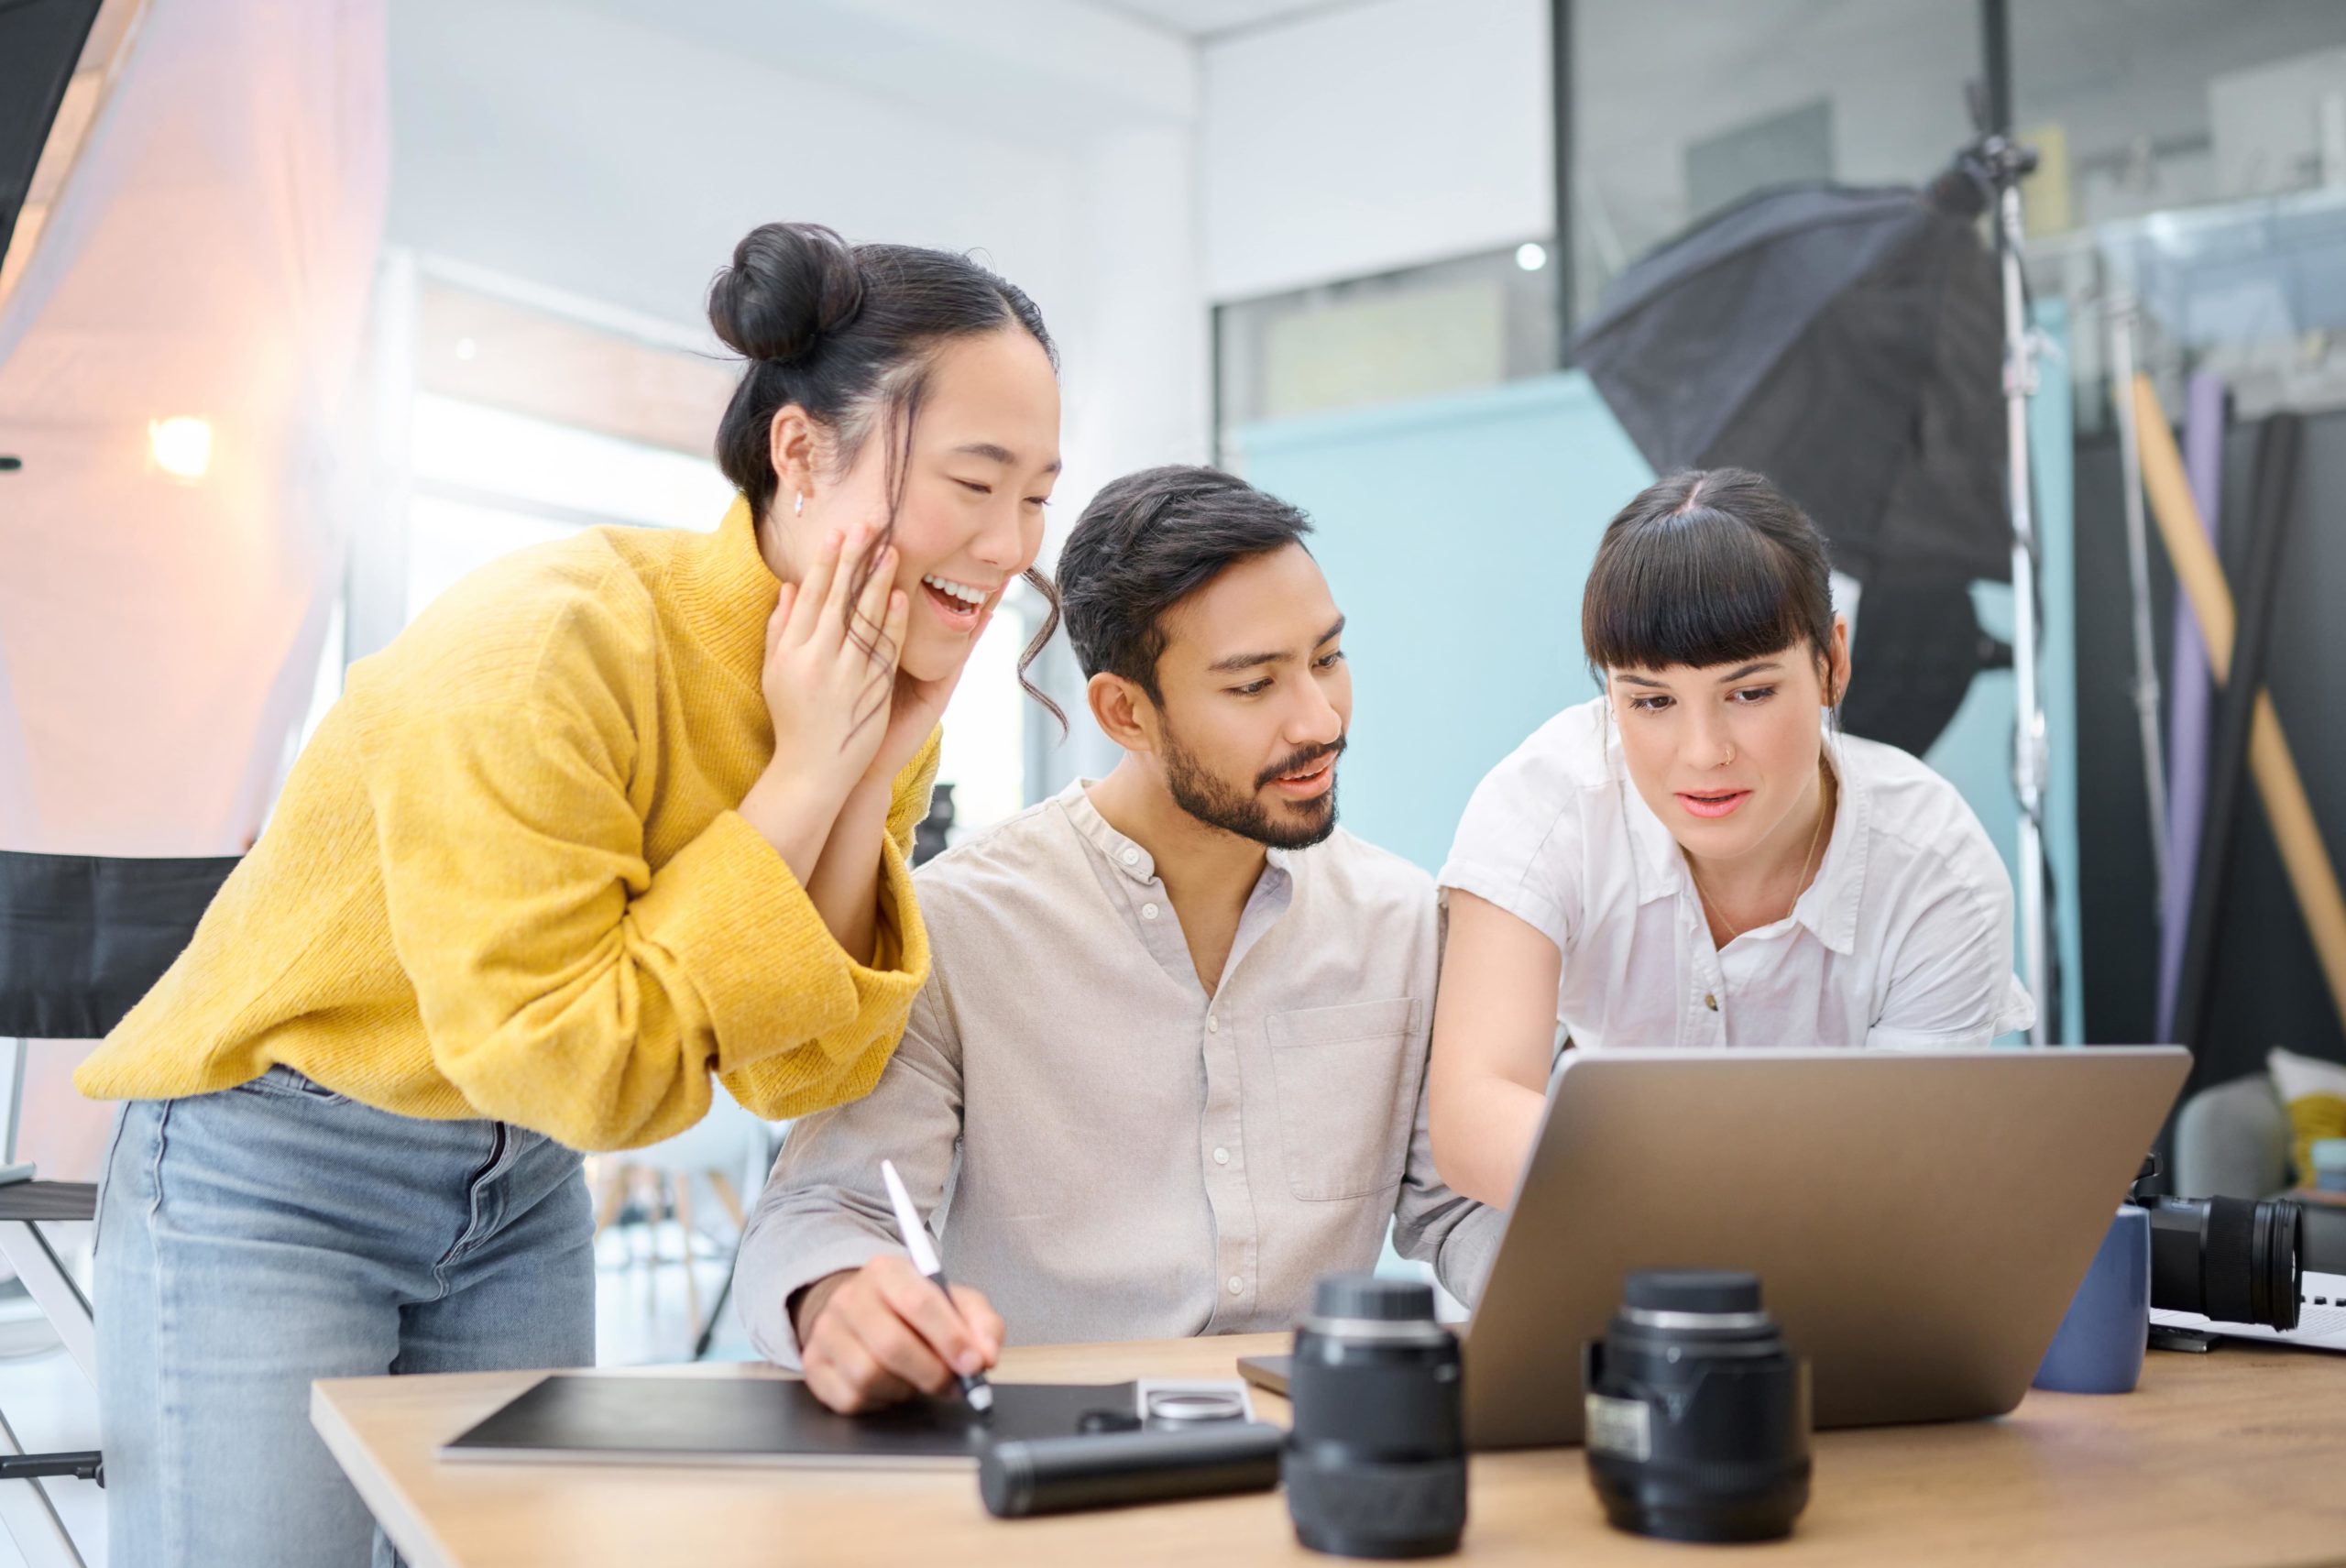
[1256,736,1347,790]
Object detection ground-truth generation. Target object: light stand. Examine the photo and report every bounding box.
[1957,131,2051,1043]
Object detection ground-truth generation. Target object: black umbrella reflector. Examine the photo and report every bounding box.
[1840,579,2012,760]
[1572,181,2009,590]
[1,0,104,280]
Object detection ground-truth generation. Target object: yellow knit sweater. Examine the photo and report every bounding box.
[76,499,938,1151]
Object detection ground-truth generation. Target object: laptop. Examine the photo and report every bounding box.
[1457,1046,2189,1449]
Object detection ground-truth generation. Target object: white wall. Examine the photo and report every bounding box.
[1199,0,1551,302]
[382,0,1210,807]
[386,0,1208,526]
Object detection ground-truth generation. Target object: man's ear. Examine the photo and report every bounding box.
[1087,673,1159,755]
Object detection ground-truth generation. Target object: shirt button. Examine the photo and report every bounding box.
[1705,992,1718,1012]
[1207,1015,1220,1034]
[1142,902,1159,920]
[1227,1276,1244,1295]
[1121,847,1139,866]
[1213,1146,1231,1166]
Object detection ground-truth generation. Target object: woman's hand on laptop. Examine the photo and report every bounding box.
[793,1256,1006,1414]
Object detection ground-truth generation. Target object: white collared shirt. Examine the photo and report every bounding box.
[1439,697,2034,1053]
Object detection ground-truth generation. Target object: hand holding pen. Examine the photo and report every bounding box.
[791,1160,1006,1416]
[882,1159,995,1416]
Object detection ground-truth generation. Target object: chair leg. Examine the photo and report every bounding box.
[692,1248,739,1362]
[640,1170,664,1310]
[589,1159,629,1239]
[0,1223,93,1386]
[0,1404,89,1568]
[674,1177,702,1327]
[705,1169,746,1232]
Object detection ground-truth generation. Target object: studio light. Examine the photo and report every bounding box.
[148,416,213,479]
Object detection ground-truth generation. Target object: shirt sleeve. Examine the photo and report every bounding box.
[1864,874,2038,1049]
[1436,740,1575,955]
[1389,1046,1505,1306]
[720,727,942,1119]
[734,971,966,1368]
[1390,870,1504,1304]
[362,653,938,1149]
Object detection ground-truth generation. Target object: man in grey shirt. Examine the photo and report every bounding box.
[738,466,1499,1414]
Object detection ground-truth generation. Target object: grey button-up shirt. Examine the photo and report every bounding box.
[738,782,1501,1365]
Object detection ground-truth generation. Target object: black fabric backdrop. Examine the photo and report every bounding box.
[2070,408,2346,1080]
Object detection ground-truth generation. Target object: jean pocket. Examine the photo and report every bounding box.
[1266,998,1423,1202]
[233,1065,350,1105]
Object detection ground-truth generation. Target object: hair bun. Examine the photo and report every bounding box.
[707,222,865,364]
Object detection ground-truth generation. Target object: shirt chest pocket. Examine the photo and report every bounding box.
[1265,997,1424,1202]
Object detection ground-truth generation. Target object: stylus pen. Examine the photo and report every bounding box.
[880,1158,994,1418]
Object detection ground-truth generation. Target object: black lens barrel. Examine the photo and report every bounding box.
[1283,1274,1467,1560]
[1584,1269,1811,1544]
[2144,1194,2302,1332]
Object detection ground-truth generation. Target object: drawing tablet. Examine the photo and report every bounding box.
[440,1375,1134,1470]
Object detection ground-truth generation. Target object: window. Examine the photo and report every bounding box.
[1570,0,1981,325]
[1215,244,1562,459]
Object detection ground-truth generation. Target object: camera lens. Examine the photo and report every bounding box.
[1283,1274,1466,1560]
[2143,1194,2302,1331]
[1583,1269,1811,1544]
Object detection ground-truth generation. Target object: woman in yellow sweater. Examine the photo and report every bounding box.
[75,223,1063,1567]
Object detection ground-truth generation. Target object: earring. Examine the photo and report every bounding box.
[794,492,805,517]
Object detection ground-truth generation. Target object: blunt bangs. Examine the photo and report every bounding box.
[1581,469,1833,677]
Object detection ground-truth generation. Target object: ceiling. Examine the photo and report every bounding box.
[1085,0,1363,40]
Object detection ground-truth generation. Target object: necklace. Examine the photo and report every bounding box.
[1686,766,1833,948]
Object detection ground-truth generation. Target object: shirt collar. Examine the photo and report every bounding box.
[1617,723,1869,955]
[1052,780,1298,887]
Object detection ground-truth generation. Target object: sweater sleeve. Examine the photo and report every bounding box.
[720,726,941,1120]
[362,654,940,1149]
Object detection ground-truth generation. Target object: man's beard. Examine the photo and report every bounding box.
[1161,724,1344,850]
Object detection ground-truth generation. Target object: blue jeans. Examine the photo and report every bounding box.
[94,1068,593,1567]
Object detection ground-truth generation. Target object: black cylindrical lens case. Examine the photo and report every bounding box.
[1284,1274,1467,1559]
[977,1423,1282,1518]
[1583,1268,1811,1544]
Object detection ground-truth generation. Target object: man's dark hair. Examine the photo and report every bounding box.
[1056,466,1314,702]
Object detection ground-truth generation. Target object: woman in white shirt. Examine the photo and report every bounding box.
[1429,468,2034,1207]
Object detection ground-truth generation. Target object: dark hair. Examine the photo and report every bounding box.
[707,222,1062,707]
[1581,468,1839,702]
[1057,466,1315,705]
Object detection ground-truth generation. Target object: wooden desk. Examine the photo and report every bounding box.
[314,1333,2346,1567]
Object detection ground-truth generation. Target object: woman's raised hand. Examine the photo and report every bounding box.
[751,520,910,820]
